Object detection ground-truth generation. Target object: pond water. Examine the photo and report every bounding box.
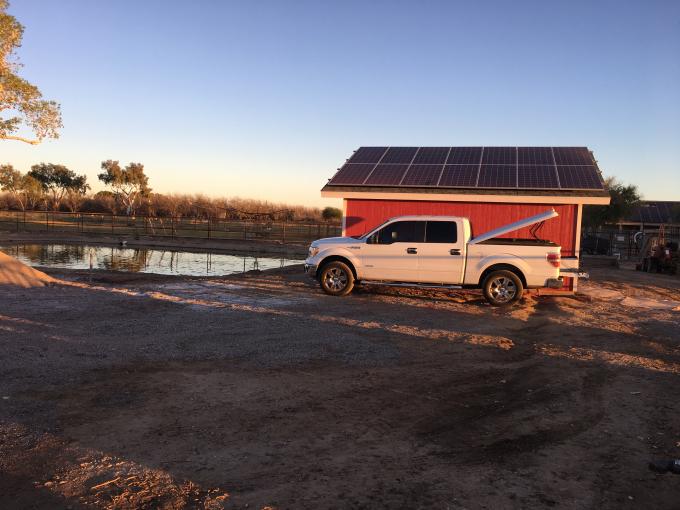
[0,244,304,277]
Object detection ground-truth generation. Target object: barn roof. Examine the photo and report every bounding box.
[321,147,610,201]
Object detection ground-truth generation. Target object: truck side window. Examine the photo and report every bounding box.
[377,221,426,244]
[425,221,458,243]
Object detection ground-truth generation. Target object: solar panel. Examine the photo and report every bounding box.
[400,164,443,186]
[364,164,409,185]
[412,147,449,165]
[446,147,482,165]
[518,147,554,165]
[347,147,388,164]
[518,165,559,189]
[330,164,376,185]
[482,147,516,165]
[327,146,605,191]
[557,166,604,189]
[380,147,419,164]
[478,165,517,188]
[552,147,593,165]
[439,165,479,187]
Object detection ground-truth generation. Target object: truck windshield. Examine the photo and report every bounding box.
[353,220,390,240]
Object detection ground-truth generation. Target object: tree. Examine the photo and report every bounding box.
[582,177,641,230]
[28,162,89,210]
[97,160,150,215]
[0,163,43,210]
[0,1,62,144]
[21,174,42,209]
[0,163,21,206]
[321,206,342,222]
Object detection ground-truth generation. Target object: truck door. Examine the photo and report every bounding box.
[359,221,425,281]
[417,220,465,284]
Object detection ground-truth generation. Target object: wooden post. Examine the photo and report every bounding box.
[282,221,286,245]
[111,214,114,234]
[171,216,176,238]
[208,216,211,239]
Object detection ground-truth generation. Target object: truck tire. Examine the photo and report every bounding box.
[319,261,354,296]
[482,270,523,306]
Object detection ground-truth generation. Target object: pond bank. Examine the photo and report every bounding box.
[0,231,309,257]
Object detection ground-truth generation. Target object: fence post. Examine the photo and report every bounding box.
[111,214,114,234]
[46,211,49,232]
[172,216,176,238]
[208,216,211,239]
[282,222,286,245]
[16,211,19,233]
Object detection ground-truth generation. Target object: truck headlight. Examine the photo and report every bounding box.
[309,246,320,258]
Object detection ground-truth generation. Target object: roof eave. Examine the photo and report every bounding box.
[321,185,611,205]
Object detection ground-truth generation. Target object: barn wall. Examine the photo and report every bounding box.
[344,199,579,257]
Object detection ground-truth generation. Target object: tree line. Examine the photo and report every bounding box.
[0,161,342,222]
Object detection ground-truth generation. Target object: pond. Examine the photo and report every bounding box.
[0,243,304,277]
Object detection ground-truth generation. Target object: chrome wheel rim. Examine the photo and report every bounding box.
[489,276,517,303]
[324,267,348,291]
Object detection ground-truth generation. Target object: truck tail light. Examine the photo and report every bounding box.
[547,253,561,268]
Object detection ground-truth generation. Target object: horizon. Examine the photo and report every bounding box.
[2,0,679,206]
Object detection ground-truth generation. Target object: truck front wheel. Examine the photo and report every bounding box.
[482,270,523,306]
[319,261,355,296]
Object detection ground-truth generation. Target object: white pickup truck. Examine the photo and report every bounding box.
[304,209,566,306]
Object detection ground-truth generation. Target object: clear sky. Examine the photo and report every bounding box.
[3,0,679,207]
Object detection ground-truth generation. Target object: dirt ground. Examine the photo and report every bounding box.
[1,262,679,509]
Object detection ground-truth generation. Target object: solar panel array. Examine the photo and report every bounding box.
[628,201,680,224]
[329,146,605,190]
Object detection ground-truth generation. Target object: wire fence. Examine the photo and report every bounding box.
[0,210,342,244]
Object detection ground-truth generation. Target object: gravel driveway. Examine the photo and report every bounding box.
[1,265,679,509]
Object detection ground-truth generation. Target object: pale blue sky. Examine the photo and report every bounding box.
[3,0,679,207]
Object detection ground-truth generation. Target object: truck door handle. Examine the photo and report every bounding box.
[406,247,417,254]
[450,249,461,255]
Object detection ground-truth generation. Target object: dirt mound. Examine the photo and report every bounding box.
[0,250,56,288]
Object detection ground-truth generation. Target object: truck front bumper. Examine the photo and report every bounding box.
[304,263,318,278]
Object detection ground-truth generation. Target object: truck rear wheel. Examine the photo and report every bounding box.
[482,270,523,306]
[319,261,354,296]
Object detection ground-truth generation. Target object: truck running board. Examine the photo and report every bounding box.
[360,281,463,290]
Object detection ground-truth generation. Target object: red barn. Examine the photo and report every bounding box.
[321,146,610,292]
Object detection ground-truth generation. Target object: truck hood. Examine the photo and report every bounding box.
[470,209,559,245]
[311,236,362,247]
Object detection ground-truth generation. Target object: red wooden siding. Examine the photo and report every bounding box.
[344,199,579,257]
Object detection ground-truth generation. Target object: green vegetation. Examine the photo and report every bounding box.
[0,0,62,144]
[582,177,641,230]
[321,206,342,221]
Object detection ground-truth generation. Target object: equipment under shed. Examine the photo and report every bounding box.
[321,146,611,292]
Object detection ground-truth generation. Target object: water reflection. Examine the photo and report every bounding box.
[1,244,303,277]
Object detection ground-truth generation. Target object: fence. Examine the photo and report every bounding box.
[0,210,342,245]
[583,225,680,260]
